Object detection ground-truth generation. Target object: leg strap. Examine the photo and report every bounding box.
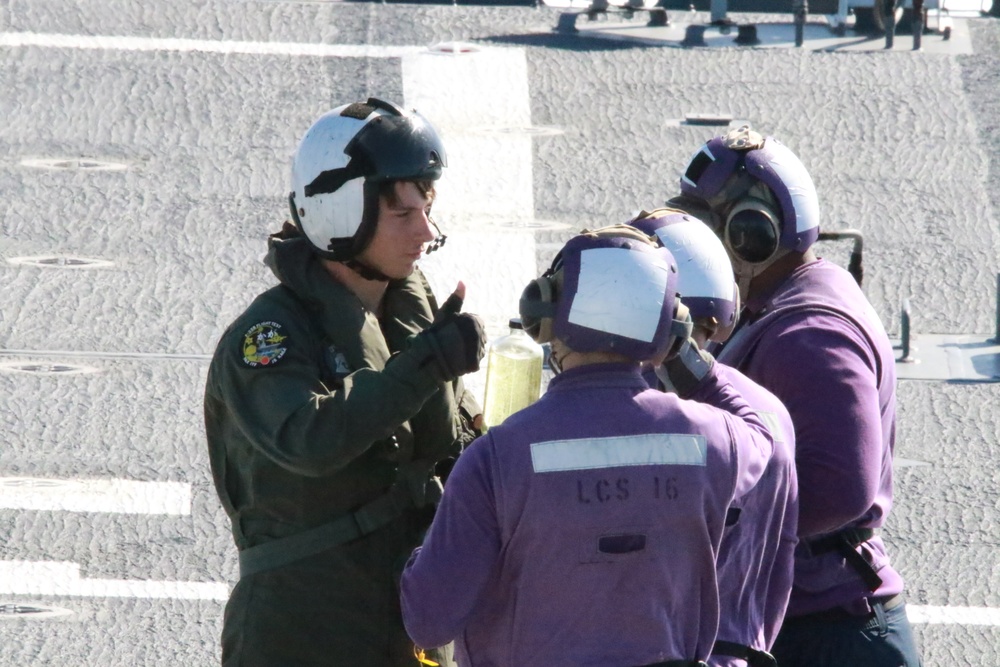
[238,483,413,578]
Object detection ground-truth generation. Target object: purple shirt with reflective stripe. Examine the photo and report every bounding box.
[708,365,798,667]
[715,259,902,617]
[401,363,774,667]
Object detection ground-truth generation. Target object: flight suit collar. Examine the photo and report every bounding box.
[264,225,435,369]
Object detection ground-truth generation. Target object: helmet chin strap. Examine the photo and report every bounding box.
[343,259,393,282]
[548,343,576,375]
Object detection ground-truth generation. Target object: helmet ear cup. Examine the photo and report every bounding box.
[348,180,382,257]
[518,275,558,344]
[724,198,781,265]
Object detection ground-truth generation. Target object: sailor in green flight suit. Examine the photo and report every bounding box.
[204,97,487,667]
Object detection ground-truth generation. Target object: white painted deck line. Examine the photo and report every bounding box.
[0,32,541,363]
[907,604,1000,626]
[0,478,191,515]
[0,32,424,58]
[0,560,994,622]
[0,561,228,601]
[0,348,211,361]
[540,0,991,13]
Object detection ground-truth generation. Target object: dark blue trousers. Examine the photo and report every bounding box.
[770,599,922,667]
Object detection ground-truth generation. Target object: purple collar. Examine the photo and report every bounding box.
[547,363,648,392]
[743,258,824,319]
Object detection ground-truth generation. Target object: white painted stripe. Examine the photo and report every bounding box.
[531,433,707,472]
[0,561,228,601]
[541,0,659,6]
[3,561,997,620]
[907,604,1000,626]
[0,477,191,515]
[0,31,423,58]
[569,247,668,343]
[0,348,211,361]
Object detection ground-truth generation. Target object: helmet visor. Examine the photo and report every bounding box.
[347,111,447,183]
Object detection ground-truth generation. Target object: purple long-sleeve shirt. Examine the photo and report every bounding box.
[400,362,774,667]
[708,366,798,667]
[716,258,902,617]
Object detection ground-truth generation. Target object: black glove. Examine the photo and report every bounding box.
[656,337,715,398]
[656,303,715,398]
[413,288,486,382]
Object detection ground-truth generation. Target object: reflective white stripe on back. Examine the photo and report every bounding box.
[755,410,785,445]
[531,433,707,473]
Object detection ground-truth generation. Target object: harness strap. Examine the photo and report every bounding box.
[238,482,414,578]
[712,640,777,667]
[805,527,884,591]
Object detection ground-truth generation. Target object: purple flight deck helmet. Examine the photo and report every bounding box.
[629,208,739,343]
[519,226,690,362]
[678,125,820,266]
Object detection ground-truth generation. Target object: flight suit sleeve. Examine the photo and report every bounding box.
[400,435,501,649]
[213,308,448,478]
[686,364,775,503]
[399,268,484,439]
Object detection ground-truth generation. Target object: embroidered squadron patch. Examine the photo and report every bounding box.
[242,321,288,367]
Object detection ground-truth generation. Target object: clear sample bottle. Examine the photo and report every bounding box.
[482,317,544,429]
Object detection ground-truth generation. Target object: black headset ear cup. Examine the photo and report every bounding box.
[349,180,382,256]
[518,280,543,341]
[518,276,557,344]
[724,199,781,264]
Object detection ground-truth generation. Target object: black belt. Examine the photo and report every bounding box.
[238,483,414,578]
[712,641,776,667]
[637,661,707,667]
[805,526,883,591]
[879,592,905,611]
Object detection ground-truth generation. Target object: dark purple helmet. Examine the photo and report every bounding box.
[679,126,820,262]
[519,225,688,362]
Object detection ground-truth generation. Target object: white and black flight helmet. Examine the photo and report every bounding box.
[288,97,447,267]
